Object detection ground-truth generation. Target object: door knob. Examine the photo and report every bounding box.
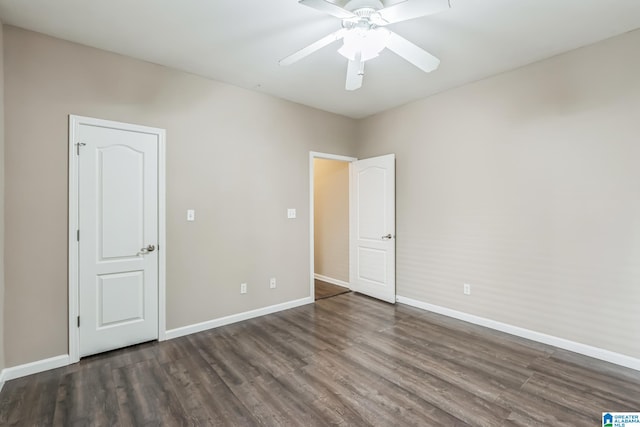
[139,244,156,255]
[382,234,393,240]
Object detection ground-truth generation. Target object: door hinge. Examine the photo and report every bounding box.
[77,229,80,241]
[76,142,86,155]
[77,316,80,327]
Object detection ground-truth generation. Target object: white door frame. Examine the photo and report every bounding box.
[68,115,167,363]
[309,151,357,299]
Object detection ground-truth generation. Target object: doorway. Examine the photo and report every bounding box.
[310,152,356,300]
[309,152,396,303]
[68,115,167,362]
[313,157,352,300]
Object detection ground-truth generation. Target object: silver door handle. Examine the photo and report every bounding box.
[382,234,393,240]
[139,244,156,254]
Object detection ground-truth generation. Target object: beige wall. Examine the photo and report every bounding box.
[3,26,358,367]
[357,29,640,358]
[3,23,639,369]
[314,159,349,283]
[0,20,5,372]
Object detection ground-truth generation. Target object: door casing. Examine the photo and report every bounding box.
[68,115,167,363]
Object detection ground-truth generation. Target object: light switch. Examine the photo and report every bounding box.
[287,208,296,219]
[187,209,195,221]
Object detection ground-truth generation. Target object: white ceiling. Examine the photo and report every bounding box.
[0,0,639,118]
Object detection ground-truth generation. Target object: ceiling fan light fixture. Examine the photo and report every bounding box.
[338,27,389,62]
[283,0,448,91]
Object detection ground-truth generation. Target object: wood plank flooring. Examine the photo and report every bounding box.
[1,292,639,426]
[314,279,350,300]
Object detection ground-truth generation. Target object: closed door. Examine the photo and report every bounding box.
[77,119,160,357]
[349,154,396,303]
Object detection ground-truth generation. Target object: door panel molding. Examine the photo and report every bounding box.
[68,115,166,363]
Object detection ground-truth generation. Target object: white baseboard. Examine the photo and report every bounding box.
[314,274,350,289]
[0,369,5,392]
[1,354,70,383]
[397,296,640,372]
[165,296,314,340]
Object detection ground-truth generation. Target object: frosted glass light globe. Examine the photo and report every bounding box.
[338,27,389,62]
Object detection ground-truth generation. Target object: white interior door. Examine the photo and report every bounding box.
[77,120,159,357]
[349,154,396,303]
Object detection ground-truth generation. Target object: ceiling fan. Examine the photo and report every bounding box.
[280,0,450,91]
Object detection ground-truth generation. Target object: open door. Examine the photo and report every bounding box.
[349,154,395,303]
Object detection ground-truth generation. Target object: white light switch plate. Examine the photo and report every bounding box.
[287,208,296,219]
[187,209,195,221]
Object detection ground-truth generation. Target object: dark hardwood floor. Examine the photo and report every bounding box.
[314,279,350,300]
[1,292,639,426]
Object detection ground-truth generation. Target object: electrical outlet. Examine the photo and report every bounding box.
[270,277,276,289]
[464,283,471,295]
[240,283,247,294]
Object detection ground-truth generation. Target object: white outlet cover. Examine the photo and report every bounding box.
[270,278,276,288]
[187,209,195,221]
[287,208,296,219]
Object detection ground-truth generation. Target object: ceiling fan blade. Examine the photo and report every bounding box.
[377,0,450,25]
[386,31,440,72]
[299,0,356,19]
[345,53,364,91]
[279,28,348,66]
